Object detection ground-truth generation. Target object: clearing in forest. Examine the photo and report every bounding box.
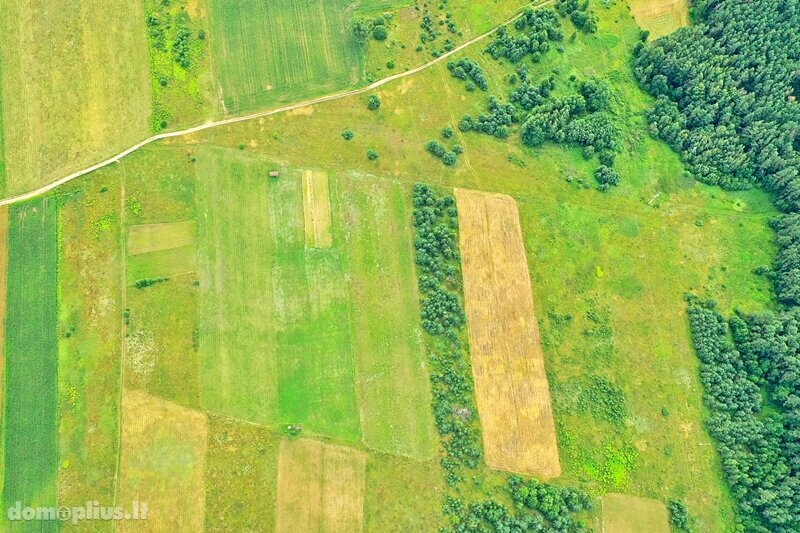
[628,0,689,39]
[454,188,561,479]
[206,0,362,114]
[117,389,207,532]
[275,438,366,533]
[2,198,59,525]
[302,170,333,248]
[0,0,150,196]
[602,493,670,533]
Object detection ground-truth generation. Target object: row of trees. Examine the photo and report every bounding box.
[687,299,800,531]
[411,184,481,486]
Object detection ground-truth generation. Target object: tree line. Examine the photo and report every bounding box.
[687,299,800,531]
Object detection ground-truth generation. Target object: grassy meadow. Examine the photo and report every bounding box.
[206,0,363,114]
[56,167,125,521]
[2,198,59,531]
[0,0,151,196]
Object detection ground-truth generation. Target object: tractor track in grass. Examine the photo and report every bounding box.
[0,0,554,207]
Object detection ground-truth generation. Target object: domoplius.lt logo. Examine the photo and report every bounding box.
[8,501,148,525]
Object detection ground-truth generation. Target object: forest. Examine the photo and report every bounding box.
[633,1,800,529]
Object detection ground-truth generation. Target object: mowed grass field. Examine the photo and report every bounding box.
[0,0,151,196]
[455,188,561,479]
[117,145,436,460]
[117,389,208,531]
[628,0,689,39]
[57,169,124,514]
[339,176,437,460]
[2,198,58,530]
[207,0,362,114]
[196,148,360,440]
[302,170,333,248]
[602,493,670,533]
[275,438,366,533]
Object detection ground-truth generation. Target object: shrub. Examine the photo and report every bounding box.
[668,500,689,530]
[367,149,379,160]
[367,94,381,110]
[373,25,388,41]
[341,129,354,140]
[595,165,620,186]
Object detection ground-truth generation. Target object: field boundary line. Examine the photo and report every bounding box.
[0,0,553,207]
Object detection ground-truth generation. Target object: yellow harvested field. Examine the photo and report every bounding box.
[128,220,197,255]
[275,438,366,533]
[302,170,333,248]
[117,389,208,531]
[454,188,561,479]
[602,493,670,533]
[628,0,689,39]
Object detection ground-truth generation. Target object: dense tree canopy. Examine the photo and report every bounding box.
[633,1,800,194]
[688,300,800,531]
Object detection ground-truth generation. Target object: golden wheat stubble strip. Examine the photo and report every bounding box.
[455,189,561,479]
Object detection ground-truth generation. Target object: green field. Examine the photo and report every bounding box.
[57,168,124,515]
[206,0,363,114]
[120,150,200,409]
[355,0,414,15]
[0,0,151,196]
[2,198,58,530]
[340,176,438,459]
[196,148,360,441]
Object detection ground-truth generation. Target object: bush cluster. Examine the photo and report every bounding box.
[425,140,463,167]
[459,97,517,139]
[447,58,488,92]
[444,476,592,532]
[486,8,563,64]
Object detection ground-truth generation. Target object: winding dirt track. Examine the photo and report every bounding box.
[0,0,553,207]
